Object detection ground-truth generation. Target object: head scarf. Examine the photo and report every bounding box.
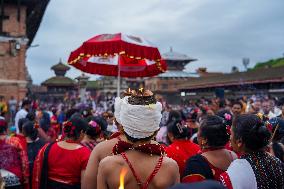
[119,96,162,139]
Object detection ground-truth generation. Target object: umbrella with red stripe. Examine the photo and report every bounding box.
[68,33,167,78]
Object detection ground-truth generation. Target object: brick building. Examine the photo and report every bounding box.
[0,0,49,101]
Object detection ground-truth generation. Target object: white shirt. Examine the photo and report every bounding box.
[15,108,28,133]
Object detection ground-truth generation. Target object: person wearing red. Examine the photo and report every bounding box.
[220,114,284,189]
[97,89,180,189]
[32,116,91,189]
[0,119,24,188]
[166,117,200,176]
[7,118,30,189]
[50,107,60,138]
[83,95,127,189]
[81,120,103,150]
[182,115,237,183]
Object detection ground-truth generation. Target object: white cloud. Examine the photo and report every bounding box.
[27,0,284,84]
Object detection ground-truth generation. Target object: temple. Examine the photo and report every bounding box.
[145,47,197,104]
[42,60,75,102]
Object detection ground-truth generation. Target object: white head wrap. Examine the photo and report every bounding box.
[114,97,123,124]
[119,96,162,139]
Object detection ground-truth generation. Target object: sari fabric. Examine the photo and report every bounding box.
[0,139,22,187]
[7,135,29,189]
[32,143,90,189]
[220,152,284,189]
[166,140,200,176]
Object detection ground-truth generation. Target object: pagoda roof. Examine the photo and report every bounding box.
[7,0,50,46]
[179,66,284,90]
[51,61,70,71]
[157,71,199,78]
[162,47,196,62]
[42,76,75,87]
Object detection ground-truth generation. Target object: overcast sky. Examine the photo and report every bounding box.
[26,0,284,84]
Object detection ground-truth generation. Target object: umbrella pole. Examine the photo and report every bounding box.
[117,59,121,97]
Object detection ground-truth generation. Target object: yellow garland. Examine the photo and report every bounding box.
[68,52,166,72]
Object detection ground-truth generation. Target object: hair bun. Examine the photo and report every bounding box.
[167,119,189,139]
[246,116,271,149]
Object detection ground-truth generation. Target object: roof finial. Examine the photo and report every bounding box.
[170,46,173,52]
[59,58,62,63]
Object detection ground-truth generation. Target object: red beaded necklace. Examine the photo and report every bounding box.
[113,140,165,156]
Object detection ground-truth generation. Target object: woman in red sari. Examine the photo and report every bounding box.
[32,116,91,189]
[0,119,23,189]
[7,118,30,189]
[182,115,237,183]
[166,114,200,176]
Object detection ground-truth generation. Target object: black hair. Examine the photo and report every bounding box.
[232,114,271,151]
[167,110,181,125]
[26,112,36,122]
[40,112,51,132]
[232,101,243,109]
[200,115,230,147]
[63,116,88,140]
[167,119,189,139]
[18,118,29,133]
[216,110,233,127]
[66,108,79,120]
[85,120,102,140]
[21,99,31,108]
[0,120,7,134]
[81,108,92,118]
[92,116,108,131]
[22,121,38,141]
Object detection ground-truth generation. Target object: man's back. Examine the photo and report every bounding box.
[97,150,180,189]
[82,134,125,189]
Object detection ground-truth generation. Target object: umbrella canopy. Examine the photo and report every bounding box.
[68,33,167,77]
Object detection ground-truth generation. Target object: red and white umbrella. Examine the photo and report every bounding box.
[68,33,167,78]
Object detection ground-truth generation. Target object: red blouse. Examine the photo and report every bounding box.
[166,140,200,176]
[202,156,225,181]
[47,143,91,185]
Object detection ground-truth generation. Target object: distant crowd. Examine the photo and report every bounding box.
[0,91,283,189]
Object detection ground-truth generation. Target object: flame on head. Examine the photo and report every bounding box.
[118,167,128,189]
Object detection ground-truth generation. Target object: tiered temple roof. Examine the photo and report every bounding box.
[157,47,197,78]
[42,60,75,87]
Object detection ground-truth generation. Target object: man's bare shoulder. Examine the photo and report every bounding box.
[99,155,124,171]
[91,138,119,159]
[94,138,119,151]
[162,156,179,170]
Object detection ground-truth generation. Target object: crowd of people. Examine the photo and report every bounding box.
[0,90,283,189]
